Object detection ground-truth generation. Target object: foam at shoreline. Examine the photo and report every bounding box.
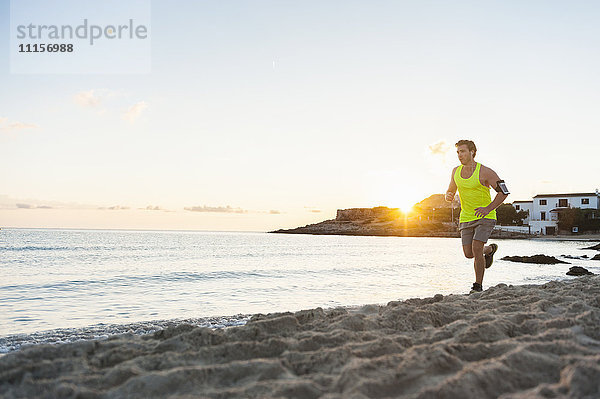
[0,315,250,354]
[1,276,599,398]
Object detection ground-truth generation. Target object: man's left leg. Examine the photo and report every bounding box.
[470,219,497,292]
[472,239,486,286]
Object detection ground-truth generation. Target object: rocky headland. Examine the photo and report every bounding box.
[271,206,531,239]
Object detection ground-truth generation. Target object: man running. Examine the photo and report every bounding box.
[445,140,509,293]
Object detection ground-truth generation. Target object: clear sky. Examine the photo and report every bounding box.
[1,0,599,231]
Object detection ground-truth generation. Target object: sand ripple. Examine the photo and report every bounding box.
[1,276,599,398]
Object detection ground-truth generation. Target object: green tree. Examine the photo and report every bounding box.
[558,208,600,232]
[558,208,582,232]
[497,204,528,225]
[581,209,600,232]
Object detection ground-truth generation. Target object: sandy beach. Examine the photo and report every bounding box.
[1,275,599,398]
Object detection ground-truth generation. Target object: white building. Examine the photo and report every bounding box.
[528,191,600,235]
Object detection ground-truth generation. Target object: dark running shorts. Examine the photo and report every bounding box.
[459,218,496,246]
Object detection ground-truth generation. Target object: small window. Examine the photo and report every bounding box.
[582,198,590,205]
[515,205,520,210]
[540,199,547,205]
[558,199,568,207]
[541,211,546,221]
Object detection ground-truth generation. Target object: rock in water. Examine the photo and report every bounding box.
[562,255,588,260]
[592,254,600,261]
[566,266,594,276]
[501,254,570,265]
[581,243,600,250]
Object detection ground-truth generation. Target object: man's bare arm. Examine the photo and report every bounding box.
[445,167,458,202]
[484,192,508,213]
[474,166,509,217]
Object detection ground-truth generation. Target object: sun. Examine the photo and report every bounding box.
[399,201,415,214]
[394,189,422,214]
[365,176,425,215]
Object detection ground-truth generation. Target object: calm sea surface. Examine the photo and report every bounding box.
[1,228,598,352]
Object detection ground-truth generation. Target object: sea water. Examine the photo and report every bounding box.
[1,228,598,352]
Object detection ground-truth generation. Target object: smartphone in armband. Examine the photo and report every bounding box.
[495,180,510,195]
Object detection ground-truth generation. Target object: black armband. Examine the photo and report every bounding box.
[495,180,510,195]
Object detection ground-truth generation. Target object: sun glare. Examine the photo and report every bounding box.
[367,176,426,215]
[394,188,423,215]
[399,202,414,214]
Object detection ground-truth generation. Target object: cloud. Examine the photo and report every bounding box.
[73,89,121,109]
[304,206,322,213]
[0,117,38,133]
[15,203,53,209]
[428,140,450,156]
[184,205,248,214]
[140,205,173,212]
[2,195,175,212]
[426,140,453,176]
[98,205,130,210]
[74,90,102,107]
[2,195,173,212]
[123,101,148,122]
[1,195,94,210]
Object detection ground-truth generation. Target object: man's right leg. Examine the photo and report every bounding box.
[462,244,474,259]
[460,224,475,259]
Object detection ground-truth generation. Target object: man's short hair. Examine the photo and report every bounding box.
[455,140,477,157]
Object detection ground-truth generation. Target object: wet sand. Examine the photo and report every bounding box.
[1,276,599,398]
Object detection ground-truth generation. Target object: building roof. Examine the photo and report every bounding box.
[512,200,533,203]
[533,193,599,198]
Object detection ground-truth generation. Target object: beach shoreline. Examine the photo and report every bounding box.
[1,276,599,398]
[0,315,252,356]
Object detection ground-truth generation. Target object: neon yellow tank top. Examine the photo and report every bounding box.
[454,162,496,223]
